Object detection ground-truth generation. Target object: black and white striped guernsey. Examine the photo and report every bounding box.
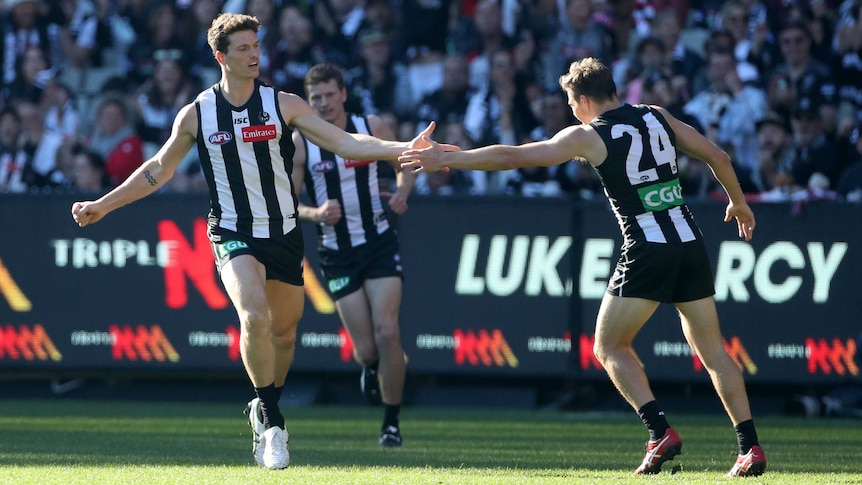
[301,114,389,250]
[590,104,702,248]
[195,80,298,239]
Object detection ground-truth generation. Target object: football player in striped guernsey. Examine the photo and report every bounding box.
[292,63,413,448]
[400,57,766,477]
[71,13,454,469]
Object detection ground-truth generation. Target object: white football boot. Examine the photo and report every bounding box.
[244,398,266,466]
[260,425,290,469]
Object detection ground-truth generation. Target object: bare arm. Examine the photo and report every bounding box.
[279,93,457,161]
[71,104,197,226]
[655,105,755,240]
[399,124,603,172]
[280,93,408,160]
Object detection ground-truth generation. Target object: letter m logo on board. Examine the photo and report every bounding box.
[453,329,519,367]
[110,325,179,362]
[806,338,858,376]
[0,324,62,361]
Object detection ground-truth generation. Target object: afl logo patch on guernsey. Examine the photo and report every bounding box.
[241,124,277,143]
[208,131,233,145]
[312,160,336,173]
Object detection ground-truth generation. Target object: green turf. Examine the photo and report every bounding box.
[0,399,859,484]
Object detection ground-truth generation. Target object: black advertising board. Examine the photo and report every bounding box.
[0,194,858,384]
[576,201,862,384]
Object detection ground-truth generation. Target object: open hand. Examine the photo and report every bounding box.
[400,121,460,174]
[725,202,755,241]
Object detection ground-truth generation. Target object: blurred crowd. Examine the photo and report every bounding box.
[1,0,861,203]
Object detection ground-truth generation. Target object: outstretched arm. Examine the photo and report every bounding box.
[280,92,457,161]
[655,106,755,241]
[399,124,603,173]
[71,104,197,227]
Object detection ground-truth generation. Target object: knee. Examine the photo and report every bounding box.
[352,342,379,364]
[239,309,270,336]
[373,322,401,349]
[593,337,624,365]
[272,329,296,351]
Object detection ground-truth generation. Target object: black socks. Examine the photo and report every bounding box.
[637,400,670,441]
[383,403,400,431]
[255,383,285,429]
[735,419,759,454]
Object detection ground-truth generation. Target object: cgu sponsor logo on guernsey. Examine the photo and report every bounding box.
[241,124,277,143]
[455,235,848,303]
[637,178,684,211]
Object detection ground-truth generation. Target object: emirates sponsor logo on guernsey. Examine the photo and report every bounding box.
[241,124,277,143]
[208,131,233,145]
[312,160,336,173]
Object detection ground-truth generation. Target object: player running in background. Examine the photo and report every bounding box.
[291,63,413,447]
[399,57,766,477]
[71,13,451,469]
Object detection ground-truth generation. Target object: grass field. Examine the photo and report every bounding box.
[0,399,860,484]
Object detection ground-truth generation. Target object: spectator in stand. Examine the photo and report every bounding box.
[776,97,838,192]
[85,94,143,187]
[463,49,539,194]
[132,56,195,158]
[412,54,472,138]
[126,1,185,88]
[5,44,52,105]
[270,5,324,101]
[752,110,792,194]
[464,48,538,148]
[766,20,837,133]
[398,0,450,63]
[684,48,767,176]
[453,0,518,92]
[57,0,136,70]
[27,79,79,188]
[245,0,278,83]
[0,107,31,192]
[650,8,703,103]
[310,0,366,68]
[619,36,669,105]
[718,1,759,72]
[344,28,413,123]
[542,0,615,91]
[15,100,51,184]
[180,0,223,89]
[836,127,862,202]
[69,146,109,193]
[833,2,862,138]
[1,0,58,94]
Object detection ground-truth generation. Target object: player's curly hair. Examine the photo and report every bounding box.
[558,57,617,103]
[207,13,260,56]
